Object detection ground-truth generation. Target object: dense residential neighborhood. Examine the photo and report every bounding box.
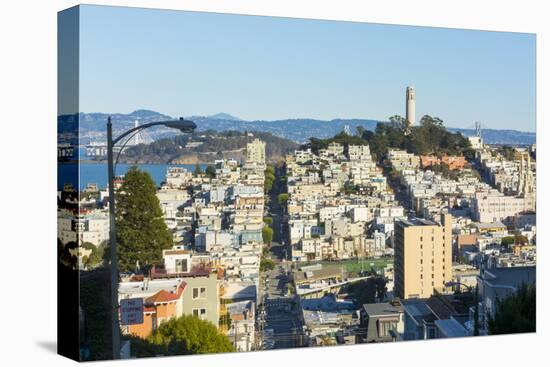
[59,110,536,359]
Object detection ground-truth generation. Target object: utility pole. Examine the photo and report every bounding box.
[107,117,120,359]
[474,284,480,336]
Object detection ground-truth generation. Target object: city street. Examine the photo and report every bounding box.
[258,166,304,349]
[260,264,305,349]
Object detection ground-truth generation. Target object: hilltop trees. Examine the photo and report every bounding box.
[122,130,299,163]
[305,114,473,163]
[116,166,173,272]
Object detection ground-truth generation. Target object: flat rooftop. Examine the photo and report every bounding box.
[119,278,182,297]
[293,264,344,284]
[398,218,438,227]
[362,302,403,317]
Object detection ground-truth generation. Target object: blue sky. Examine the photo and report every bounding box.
[78,5,536,132]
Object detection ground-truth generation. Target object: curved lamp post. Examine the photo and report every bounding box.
[107,116,196,359]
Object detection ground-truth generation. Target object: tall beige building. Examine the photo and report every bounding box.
[405,86,416,127]
[394,214,452,299]
[246,138,266,165]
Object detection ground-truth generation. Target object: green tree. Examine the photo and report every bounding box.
[205,165,216,179]
[501,236,515,248]
[263,217,273,225]
[116,167,173,272]
[260,258,275,272]
[264,178,274,194]
[139,315,234,356]
[265,165,275,177]
[488,283,536,335]
[194,163,203,176]
[277,193,289,205]
[81,242,104,269]
[262,226,273,245]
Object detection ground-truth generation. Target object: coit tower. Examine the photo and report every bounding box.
[406,86,416,127]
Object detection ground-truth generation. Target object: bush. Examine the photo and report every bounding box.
[130,315,235,357]
[260,258,276,272]
[262,226,273,245]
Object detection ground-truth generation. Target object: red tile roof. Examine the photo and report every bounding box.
[144,281,187,305]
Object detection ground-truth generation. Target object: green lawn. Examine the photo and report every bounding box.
[298,257,394,275]
[342,258,393,274]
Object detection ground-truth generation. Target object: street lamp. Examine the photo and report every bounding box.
[106,116,196,359]
[445,281,473,293]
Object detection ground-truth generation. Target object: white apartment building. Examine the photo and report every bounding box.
[472,190,528,223]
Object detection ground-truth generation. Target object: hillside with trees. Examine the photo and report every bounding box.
[121,130,299,164]
[304,114,475,163]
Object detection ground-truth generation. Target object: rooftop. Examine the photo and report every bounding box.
[293,264,344,284]
[361,302,403,317]
[398,217,438,227]
[119,278,184,298]
[435,318,469,338]
[482,266,536,286]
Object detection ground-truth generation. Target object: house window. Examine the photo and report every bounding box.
[378,320,397,337]
[192,308,207,320]
[193,287,207,299]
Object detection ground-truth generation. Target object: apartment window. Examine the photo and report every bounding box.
[192,308,207,320]
[193,287,207,299]
[378,320,397,338]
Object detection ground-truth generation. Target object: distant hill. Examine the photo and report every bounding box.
[207,112,242,121]
[74,110,535,145]
[186,116,381,143]
[120,130,299,164]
